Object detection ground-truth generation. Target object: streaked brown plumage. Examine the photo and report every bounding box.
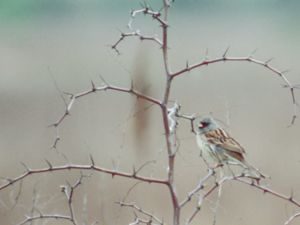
[196,117,264,179]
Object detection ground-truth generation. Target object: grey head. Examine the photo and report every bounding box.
[196,117,219,135]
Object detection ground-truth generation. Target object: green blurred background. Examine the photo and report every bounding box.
[0,1,300,225]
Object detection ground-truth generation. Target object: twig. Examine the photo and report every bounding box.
[51,82,162,147]
[17,214,74,225]
[180,168,215,208]
[117,201,163,224]
[284,212,300,225]
[0,163,168,192]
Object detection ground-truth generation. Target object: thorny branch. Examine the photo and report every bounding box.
[51,81,162,148]
[111,31,162,55]
[0,161,167,192]
[3,0,299,225]
[112,3,167,54]
[17,214,74,225]
[186,174,300,224]
[17,174,89,225]
[49,1,298,225]
[171,54,298,125]
[116,201,164,225]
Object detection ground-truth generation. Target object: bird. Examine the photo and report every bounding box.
[195,117,265,180]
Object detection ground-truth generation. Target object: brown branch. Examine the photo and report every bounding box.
[53,83,161,128]
[158,1,181,225]
[51,82,162,147]
[0,162,168,192]
[235,178,300,208]
[171,55,298,124]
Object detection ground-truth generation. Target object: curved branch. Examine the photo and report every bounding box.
[53,83,161,128]
[171,55,298,124]
[0,163,168,192]
[111,31,162,54]
[51,83,162,148]
[285,212,300,225]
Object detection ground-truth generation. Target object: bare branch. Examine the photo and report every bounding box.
[0,163,168,192]
[284,212,300,225]
[175,112,197,134]
[51,82,162,147]
[117,201,163,225]
[171,55,298,124]
[235,178,300,208]
[187,174,300,224]
[129,6,167,29]
[111,31,162,54]
[17,214,74,225]
[180,168,215,208]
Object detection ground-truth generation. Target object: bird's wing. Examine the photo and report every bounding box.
[204,128,246,159]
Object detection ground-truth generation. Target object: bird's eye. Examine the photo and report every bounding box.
[198,122,209,129]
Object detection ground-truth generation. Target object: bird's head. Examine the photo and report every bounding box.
[197,117,218,134]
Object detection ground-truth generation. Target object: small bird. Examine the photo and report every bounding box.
[195,117,264,179]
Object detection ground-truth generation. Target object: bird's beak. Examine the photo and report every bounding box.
[198,123,204,128]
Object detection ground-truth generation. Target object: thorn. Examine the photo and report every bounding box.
[98,74,109,86]
[223,46,230,58]
[52,137,60,149]
[290,188,294,200]
[248,48,258,58]
[89,154,95,167]
[132,166,136,176]
[186,60,189,70]
[281,84,289,88]
[290,115,297,126]
[130,78,134,91]
[91,80,96,92]
[44,159,52,169]
[264,57,274,65]
[20,162,30,172]
[130,9,135,17]
[63,92,74,98]
[281,69,290,74]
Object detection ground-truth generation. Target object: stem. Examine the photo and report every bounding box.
[161,1,180,224]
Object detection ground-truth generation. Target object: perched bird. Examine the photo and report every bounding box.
[195,117,264,179]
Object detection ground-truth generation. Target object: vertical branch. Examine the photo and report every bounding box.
[161,1,180,225]
[162,0,171,76]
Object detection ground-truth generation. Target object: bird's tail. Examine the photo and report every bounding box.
[241,160,268,181]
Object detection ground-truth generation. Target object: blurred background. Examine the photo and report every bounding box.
[1,0,300,224]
